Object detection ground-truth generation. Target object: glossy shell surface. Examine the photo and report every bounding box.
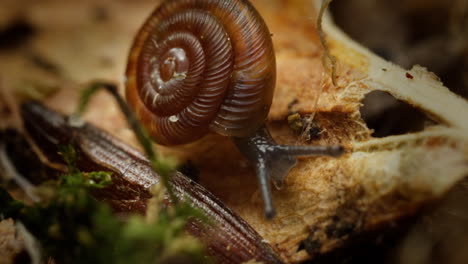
[126,0,276,145]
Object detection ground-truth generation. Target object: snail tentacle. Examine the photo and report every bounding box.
[234,127,343,219]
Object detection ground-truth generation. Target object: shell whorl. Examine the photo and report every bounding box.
[126,0,276,145]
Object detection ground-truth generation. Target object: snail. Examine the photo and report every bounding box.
[125,0,343,218]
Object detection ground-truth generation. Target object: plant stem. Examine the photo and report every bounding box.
[76,82,178,203]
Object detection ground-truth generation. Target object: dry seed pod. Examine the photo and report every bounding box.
[20,101,284,264]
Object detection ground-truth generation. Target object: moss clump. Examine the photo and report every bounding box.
[0,145,209,264]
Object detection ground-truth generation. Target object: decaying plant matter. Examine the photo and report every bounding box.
[0,0,467,263]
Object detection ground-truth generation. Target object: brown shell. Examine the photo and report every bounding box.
[126,0,276,145]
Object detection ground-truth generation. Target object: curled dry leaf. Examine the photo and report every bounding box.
[0,0,467,263]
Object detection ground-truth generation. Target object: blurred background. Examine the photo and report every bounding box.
[330,2,468,264]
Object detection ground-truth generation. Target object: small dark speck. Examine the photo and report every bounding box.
[93,6,110,22]
[307,124,321,141]
[382,68,387,71]
[0,99,12,115]
[325,219,355,238]
[11,249,30,263]
[287,98,299,111]
[405,72,414,79]
[177,160,199,182]
[299,236,322,256]
[100,56,114,68]
[0,19,35,50]
[29,53,61,75]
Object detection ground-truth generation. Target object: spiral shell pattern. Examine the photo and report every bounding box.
[126,0,276,145]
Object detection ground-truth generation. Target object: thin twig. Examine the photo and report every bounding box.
[317,0,337,86]
[300,1,336,141]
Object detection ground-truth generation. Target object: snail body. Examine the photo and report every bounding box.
[126,0,342,218]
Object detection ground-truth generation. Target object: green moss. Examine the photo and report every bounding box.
[288,113,305,132]
[0,144,209,263]
[0,81,211,263]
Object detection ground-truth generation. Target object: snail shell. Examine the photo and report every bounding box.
[126,0,276,145]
